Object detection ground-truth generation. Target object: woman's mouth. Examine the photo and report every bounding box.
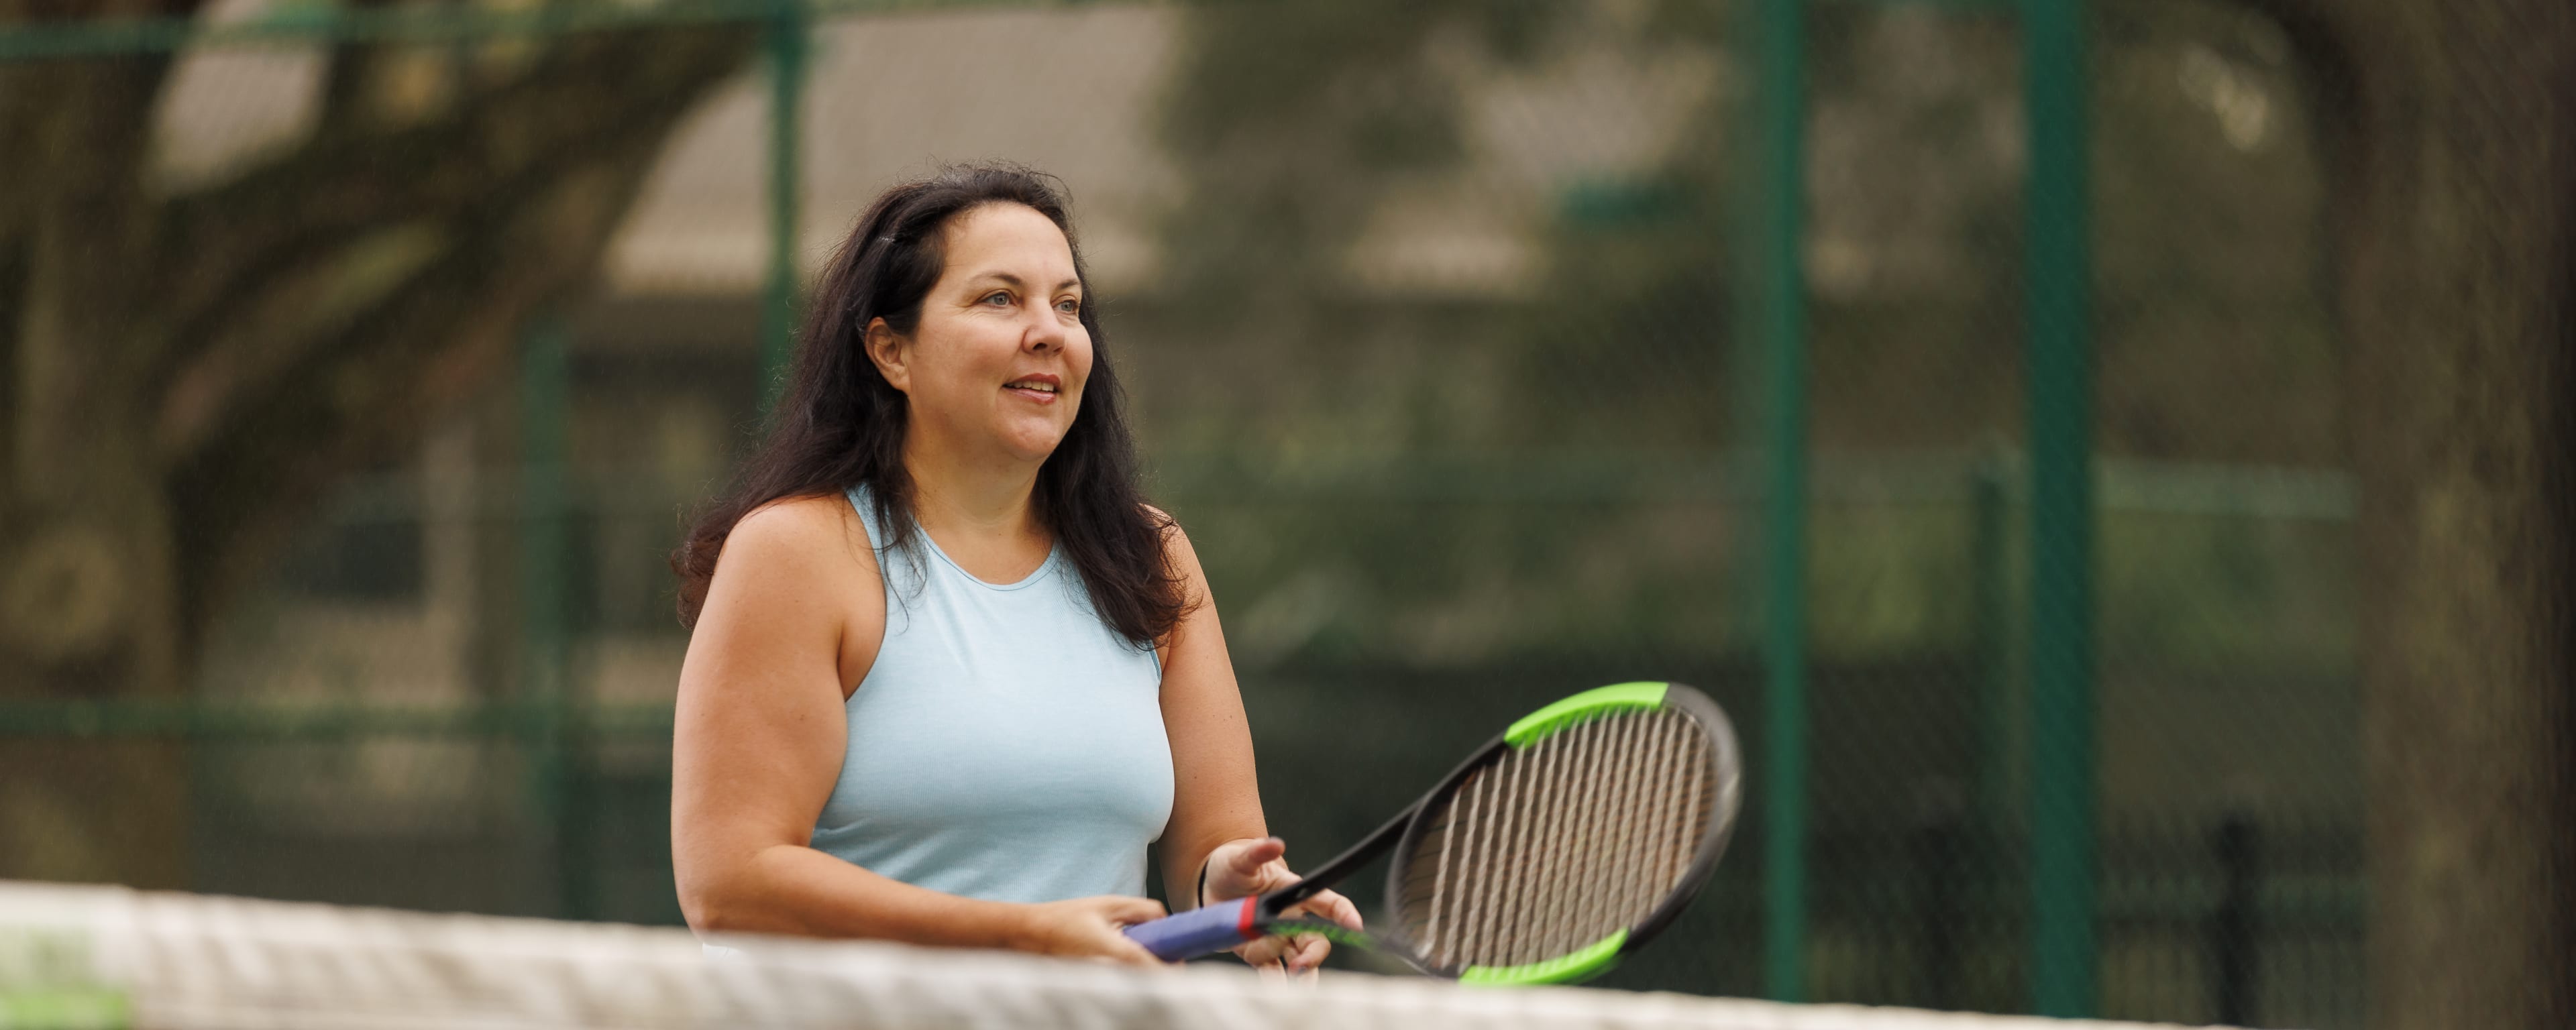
[1004,376,1060,403]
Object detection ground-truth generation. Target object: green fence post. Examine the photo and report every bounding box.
[2023,0,2096,1015]
[1754,0,1811,1005]
[758,0,808,416]
[519,312,588,919]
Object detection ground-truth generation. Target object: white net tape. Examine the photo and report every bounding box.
[0,882,2243,1030]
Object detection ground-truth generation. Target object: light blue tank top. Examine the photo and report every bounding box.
[808,485,1171,903]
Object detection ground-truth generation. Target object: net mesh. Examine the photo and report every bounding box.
[0,881,2253,1030]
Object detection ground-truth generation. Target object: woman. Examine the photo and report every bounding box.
[669,164,1356,974]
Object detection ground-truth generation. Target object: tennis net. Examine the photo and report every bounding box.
[0,881,2247,1030]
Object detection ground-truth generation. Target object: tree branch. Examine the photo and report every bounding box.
[148,23,751,422]
[164,24,750,646]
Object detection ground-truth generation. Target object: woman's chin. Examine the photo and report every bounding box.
[996,430,1071,465]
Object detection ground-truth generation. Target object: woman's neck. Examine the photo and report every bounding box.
[900,433,1044,544]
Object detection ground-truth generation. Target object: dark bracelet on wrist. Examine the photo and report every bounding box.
[1195,858,1212,909]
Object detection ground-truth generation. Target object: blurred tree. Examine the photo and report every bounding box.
[0,5,749,888]
[2246,0,2576,1026]
[1150,0,1534,449]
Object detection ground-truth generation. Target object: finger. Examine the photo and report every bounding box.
[1295,889,1364,930]
[1285,934,1331,974]
[1330,897,1363,930]
[1255,960,1288,982]
[1109,897,1168,925]
[1234,935,1291,968]
[1224,837,1286,876]
[1283,932,1319,973]
[1103,932,1167,968]
[1204,838,1291,903]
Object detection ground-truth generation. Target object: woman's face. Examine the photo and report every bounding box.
[868,203,1093,467]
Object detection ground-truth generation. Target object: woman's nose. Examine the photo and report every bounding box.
[1025,312,1066,352]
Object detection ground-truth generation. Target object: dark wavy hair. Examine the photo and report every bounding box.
[672,164,1185,644]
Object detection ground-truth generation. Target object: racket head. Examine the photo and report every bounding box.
[1381,682,1742,984]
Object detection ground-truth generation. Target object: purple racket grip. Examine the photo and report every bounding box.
[1122,896,1260,962]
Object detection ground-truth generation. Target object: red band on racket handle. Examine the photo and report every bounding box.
[1122,896,1263,962]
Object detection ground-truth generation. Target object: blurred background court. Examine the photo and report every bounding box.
[1,3,2566,1030]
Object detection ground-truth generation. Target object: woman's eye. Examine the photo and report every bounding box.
[981,291,1012,306]
[1056,298,1081,314]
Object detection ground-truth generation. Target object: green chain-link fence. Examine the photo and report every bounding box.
[0,1,2394,1026]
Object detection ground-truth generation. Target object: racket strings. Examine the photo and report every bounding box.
[1399,707,1720,970]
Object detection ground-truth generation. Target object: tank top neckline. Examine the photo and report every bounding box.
[848,485,1064,592]
[915,524,1064,591]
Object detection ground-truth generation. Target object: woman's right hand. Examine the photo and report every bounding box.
[1015,896,1168,966]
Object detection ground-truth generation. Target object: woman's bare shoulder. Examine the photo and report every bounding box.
[721,492,879,579]
[1140,504,1199,567]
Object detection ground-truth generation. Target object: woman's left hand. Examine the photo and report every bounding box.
[1199,837,1362,979]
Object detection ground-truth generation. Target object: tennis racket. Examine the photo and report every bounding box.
[1123,681,1741,985]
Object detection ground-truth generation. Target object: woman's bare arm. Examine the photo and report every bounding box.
[1150,516,1269,906]
[1150,515,1360,974]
